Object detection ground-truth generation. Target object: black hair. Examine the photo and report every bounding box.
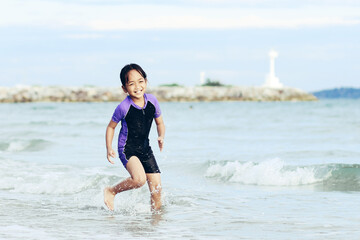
[119,63,147,87]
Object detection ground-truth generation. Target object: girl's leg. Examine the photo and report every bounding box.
[146,173,162,211]
[104,156,146,210]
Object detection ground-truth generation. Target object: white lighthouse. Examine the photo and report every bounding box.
[263,49,283,88]
[200,71,205,85]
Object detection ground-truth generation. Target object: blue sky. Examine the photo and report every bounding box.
[1,0,359,91]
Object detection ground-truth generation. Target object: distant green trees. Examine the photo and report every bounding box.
[159,83,183,87]
[202,78,225,87]
[158,78,227,87]
[312,87,360,99]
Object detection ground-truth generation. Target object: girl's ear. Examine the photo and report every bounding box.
[122,86,127,94]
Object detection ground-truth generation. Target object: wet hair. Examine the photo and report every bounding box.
[119,63,147,87]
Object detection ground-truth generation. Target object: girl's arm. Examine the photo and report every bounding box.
[155,116,165,152]
[106,120,118,164]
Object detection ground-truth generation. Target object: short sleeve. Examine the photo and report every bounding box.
[111,104,123,123]
[111,99,131,123]
[147,94,162,118]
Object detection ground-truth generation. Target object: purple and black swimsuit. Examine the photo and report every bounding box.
[111,93,161,173]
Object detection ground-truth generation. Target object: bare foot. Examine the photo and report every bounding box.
[104,187,115,211]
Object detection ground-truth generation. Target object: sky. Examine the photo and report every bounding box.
[0,0,359,91]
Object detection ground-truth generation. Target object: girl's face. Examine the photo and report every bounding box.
[122,69,147,100]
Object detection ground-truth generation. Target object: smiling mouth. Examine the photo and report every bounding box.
[134,89,143,94]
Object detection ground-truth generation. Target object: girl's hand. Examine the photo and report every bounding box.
[107,148,116,164]
[158,137,164,152]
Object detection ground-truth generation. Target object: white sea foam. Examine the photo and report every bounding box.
[0,225,57,240]
[1,139,50,152]
[0,159,114,195]
[0,158,168,214]
[7,140,30,152]
[205,158,329,186]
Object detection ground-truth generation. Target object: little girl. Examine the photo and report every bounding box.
[104,63,165,211]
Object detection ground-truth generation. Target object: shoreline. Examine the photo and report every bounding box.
[0,85,317,103]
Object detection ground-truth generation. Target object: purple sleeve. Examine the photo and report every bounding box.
[111,99,131,123]
[147,94,162,118]
[111,105,123,123]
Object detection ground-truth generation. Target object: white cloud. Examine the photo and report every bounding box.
[0,0,359,31]
[62,33,104,39]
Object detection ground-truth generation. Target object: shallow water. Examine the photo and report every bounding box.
[1,99,360,239]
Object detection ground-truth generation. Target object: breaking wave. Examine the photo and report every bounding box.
[205,158,360,190]
[0,139,51,152]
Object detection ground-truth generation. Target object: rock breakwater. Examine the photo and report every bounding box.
[0,85,317,103]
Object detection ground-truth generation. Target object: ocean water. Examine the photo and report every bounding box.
[0,99,359,239]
